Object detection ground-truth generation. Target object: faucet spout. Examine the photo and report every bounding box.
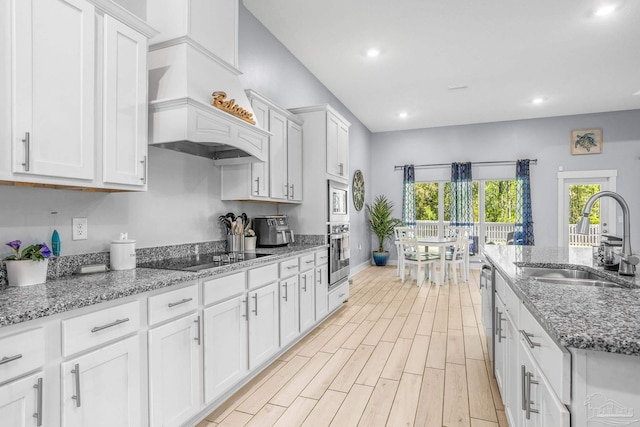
[577,191,638,276]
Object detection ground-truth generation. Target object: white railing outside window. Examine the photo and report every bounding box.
[415,221,601,247]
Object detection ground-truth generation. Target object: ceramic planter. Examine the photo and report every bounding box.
[372,251,389,266]
[5,259,49,286]
[244,236,257,251]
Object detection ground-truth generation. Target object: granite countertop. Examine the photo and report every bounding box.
[0,244,325,329]
[483,245,640,356]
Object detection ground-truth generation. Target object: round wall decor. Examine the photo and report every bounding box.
[352,169,365,211]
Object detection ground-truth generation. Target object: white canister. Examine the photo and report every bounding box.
[110,233,136,270]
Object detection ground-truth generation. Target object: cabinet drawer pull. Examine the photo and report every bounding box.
[305,260,314,265]
[33,377,43,426]
[167,297,193,308]
[252,294,258,316]
[241,298,248,318]
[282,283,288,301]
[284,183,289,198]
[290,184,295,199]
[286,265,297,270]
[521,365,527,411]
[71,364,81,407]
[302,275,307,292]
[521,330,541,348]
[524,369,539,419]
[254,176,260,194]
[91,317,130,333]
[339,293,345,298]
[495,309,506,342]
[317,269,322,284]
[22,132,30,171]
[0,353,23,365]
[194,316,201,345]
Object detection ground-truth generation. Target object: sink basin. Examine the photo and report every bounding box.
[520,267,622,288]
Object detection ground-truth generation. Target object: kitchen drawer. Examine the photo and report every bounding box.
[315,249,329,266]
[494,270,507,302]
[0,328,45,383]
[203,271,245,305]
[248,263,278,290]
[519,303,570,404]
[62,301,141,356]
[299,253,315,272]
[279,258,299,278]
[148,282,199,325]
[504,280,519,325]
[328,281,349,312]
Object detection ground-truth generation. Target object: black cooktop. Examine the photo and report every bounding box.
[138,252,271,272]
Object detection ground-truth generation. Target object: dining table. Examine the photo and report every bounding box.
[417,236,470,285]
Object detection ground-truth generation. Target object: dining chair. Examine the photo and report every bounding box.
[399,235,439,286]
[394,227,413,277]
[444,231,469,284]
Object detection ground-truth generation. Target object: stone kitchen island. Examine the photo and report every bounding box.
[483,245,640,427]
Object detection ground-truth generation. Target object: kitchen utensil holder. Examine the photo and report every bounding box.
[227,234,244,252]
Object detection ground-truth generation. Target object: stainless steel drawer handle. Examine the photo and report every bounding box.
[305,260,314,265]
[33,377,43,426]
[339,293,345,298]
[91,317,130,333]
[290,184,295,199]
[495,309,506,342]
[255,176,260,194]
[282,283,288,301]
[524,369,539,419]
[252,294,258,316]
[140,156,147,183]
[521,330,541,348]
[521,365,527,411]
[286,265,297,270]
[241,298,248,318]
[168,297,193,308]
[194,316,201,345]
[0,354,23,365]
[302,275,307,291]
[71,364,81,407]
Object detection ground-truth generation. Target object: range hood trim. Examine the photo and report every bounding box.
[149,97,271,165]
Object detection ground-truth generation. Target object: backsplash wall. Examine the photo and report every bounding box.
[0,147,281,258]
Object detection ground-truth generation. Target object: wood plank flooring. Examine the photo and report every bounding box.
[196,266,507,427]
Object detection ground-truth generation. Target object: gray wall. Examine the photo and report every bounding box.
[238,4,374,269]
[372,109,640,249]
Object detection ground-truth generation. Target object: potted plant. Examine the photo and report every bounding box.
[366,195,403,266]
[244,228,257,251]
[3,240,52,286]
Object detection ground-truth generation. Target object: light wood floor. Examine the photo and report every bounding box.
[196,266,508,427]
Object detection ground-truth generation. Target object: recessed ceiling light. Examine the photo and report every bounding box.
[398,112,408,119]
[594,4,616,17]
[531,97,545,105]
[366,48,380,58]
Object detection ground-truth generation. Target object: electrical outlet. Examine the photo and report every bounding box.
[72,217,88,240]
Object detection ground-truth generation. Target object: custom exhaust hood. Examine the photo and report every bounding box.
[146,1,269,165]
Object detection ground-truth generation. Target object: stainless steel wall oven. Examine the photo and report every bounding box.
[328,223,350,289]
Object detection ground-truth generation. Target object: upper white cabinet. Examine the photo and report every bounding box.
[3,0,156,191]
[290,105,351,184]
[12,0,96,181]
[221,90,303,203]
[102,15,148,187]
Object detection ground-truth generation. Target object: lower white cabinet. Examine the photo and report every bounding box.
[61,335,141,427]
[493,295,507,396]
[203,295,248,404]
[0,372,44,426]
[148,313,201,427]
[299,269,315,333]
[279,276,299,348]
[248,282,280,370]
[315,264,328,320]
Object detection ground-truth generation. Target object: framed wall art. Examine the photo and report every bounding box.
[352,170,365,211]
[571,128,602,155]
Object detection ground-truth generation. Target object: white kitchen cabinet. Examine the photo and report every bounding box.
[326,111,349,181]
[102,15,148,188]
[148,313,200,427]
[299,269,316,333]
[315,264,329,320]
[5,0,155,191]
[0,373,44,427]
[203,294,248,404]
[520,342,570,427]
[279,276,299,348]
[12,0,96,181]
[248,282,280,370]
[221,90,303,203]
[61,335,141,427]
[493,294,507,396]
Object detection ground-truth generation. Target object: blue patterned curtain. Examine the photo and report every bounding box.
[450,162,474,243]
[515,159,534,245]
[402,165,415,227]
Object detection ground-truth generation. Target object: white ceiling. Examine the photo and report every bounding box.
[243,0,640,133]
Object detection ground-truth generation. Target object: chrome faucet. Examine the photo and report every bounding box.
[576,191,639,276]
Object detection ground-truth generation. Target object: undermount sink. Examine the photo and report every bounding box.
[520,267,623,288]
